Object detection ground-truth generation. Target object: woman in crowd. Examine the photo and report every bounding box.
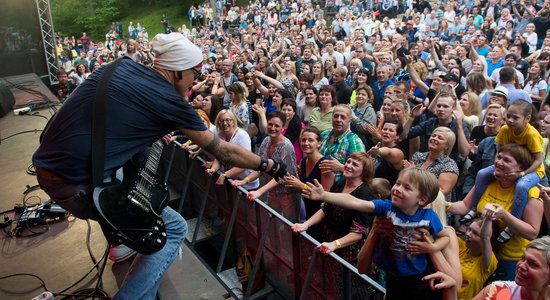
[449,144,544,281]
[119,39,145,63]
[367,119,404,186]
[291,152,376,265]
[473,236,550,300]
[459,92,482,133]
[312,61,329,90]
[240,111,299,221]
[206,110,260,190]
[466,72,491,101]
[309,85,337,132]
[273,55,300,97]
[254,88,293,133]
[191,71,225,97]
[404,127,459,200]
[393,57,410,82]
[281,99,306,163]
[299,86,319,126]
[257,56,270,74]
[375,94,397,137]
[283,127,335,239]
[202,94,224,131]
[389,99,420,160]
[70,63,89,86]
[349,86,376,148]
[227,82,250,131]
[324,55,337,83]
[350,68,372,106]
[523,61,548,111]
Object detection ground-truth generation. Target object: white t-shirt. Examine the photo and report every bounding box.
[523,79,548,99]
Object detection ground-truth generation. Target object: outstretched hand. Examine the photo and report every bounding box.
[410,104,426,118]
[422,271,457,291]
[300,179,325,200]
[319,156,343,174]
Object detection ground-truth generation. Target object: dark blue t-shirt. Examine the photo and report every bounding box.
[372,200,443,277]
[33,59,206,183]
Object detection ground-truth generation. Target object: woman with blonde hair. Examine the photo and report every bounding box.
[459,92,482,132]
[226,82,250,131]
[411,61,429,104]
[273,55,300,97]
[403,127,459,200]
[312,61,329,90]
[191,71,225,97]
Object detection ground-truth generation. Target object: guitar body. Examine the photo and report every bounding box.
[93,141,169,254]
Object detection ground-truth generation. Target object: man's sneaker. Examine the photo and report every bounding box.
[108,244,136,263]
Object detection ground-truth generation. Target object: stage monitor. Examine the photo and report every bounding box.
[0,0,49,80]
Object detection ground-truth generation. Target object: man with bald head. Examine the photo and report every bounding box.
[221,58,238,107]
[319,104,366,182]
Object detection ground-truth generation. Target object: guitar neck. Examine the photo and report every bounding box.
[142,140,164,180]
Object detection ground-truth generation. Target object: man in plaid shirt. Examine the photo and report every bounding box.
[319,104,366,182]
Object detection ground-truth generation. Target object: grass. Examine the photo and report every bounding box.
[116,3,191,39]
[111,4,189,39]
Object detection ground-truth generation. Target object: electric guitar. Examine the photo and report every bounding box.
[93,140,169,254]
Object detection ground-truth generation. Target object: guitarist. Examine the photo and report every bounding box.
[32,33,286,299]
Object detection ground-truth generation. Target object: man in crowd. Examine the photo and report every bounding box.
[319,104,366,182]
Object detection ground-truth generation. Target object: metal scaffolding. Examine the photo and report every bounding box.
[35,0,58,85]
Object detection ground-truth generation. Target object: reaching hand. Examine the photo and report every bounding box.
[406,227,437,255]
[252,103,266,116]
[422,271,457,291]
[482,203,507,220]
[162,133,177,145]
[537,183,550,203]
[282,175,302,189]
[301,179,325,200]
[291,223,309,233]
[410,104,426,118]
[402,160,415,169]
[469,139,478,155]
[367,142,382,157]
[318,241,338,254]
[319,156,343,174]
[247,190,262,202]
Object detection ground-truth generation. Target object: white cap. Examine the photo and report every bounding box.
[491,86,509,99]
[152,33,202,71]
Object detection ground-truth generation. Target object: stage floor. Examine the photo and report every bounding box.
[0,106,229,299]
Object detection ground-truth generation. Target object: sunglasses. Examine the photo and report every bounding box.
[191,68,202,80]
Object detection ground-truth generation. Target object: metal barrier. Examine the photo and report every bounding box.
[161,143,386,300]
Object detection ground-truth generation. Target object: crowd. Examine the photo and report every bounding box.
[49,0,550,298]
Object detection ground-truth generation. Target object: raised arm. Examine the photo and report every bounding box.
[302,180,375,213]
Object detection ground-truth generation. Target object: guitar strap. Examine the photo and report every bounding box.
[91,58,124,188]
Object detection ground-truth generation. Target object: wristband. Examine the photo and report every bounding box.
[445,202,452,212]
[408,116,415,121]
[245,176,251,183]
[520,171,526,177]
[335,239,342,249]
[302,183,309,191]
[258,157,269,172]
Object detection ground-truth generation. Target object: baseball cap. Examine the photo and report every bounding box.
[152,32,202,71]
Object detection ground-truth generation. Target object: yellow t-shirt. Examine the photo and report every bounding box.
[476,181,541,261]
[495,123,545,178]
[458,238,498,300]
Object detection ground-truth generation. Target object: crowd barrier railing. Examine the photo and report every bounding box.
[160,142,386,300]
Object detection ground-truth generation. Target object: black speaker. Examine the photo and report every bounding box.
[0,82,15,117]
